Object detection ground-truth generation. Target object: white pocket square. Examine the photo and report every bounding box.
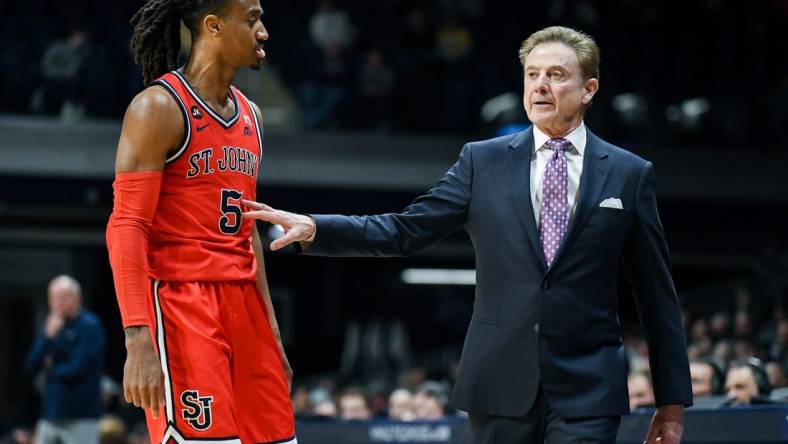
[599,198,623,209]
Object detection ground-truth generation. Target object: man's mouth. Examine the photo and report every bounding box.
[255,45,266,59]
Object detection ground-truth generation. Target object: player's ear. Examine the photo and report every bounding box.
[203,14,223,36]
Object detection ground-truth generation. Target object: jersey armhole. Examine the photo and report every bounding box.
[240,94,264,158]
[152,79,192,164]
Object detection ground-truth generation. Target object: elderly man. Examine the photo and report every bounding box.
[243,26,692,443]
[25,275,106,444]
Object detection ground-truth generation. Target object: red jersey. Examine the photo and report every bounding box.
[148,71,262,281]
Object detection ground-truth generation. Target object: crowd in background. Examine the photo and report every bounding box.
[0,0,786,148]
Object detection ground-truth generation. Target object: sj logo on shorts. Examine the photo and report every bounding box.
[181,390,214,431]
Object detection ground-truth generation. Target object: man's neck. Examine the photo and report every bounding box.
[182,47,237,106]
[536,119,583,139]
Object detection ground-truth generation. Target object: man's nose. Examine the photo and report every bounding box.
[257,27,269,42]
[535,73,550,91]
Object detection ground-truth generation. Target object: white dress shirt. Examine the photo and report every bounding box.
[530,122,587,227]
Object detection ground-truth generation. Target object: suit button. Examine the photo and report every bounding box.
[541,280,550,290]
[533,323,539,333]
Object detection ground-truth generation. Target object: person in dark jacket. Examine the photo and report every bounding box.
[26,275,105,444]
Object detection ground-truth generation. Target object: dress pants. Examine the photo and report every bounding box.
[468,387,620,444]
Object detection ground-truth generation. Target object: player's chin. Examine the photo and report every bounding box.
[249,55,264,70]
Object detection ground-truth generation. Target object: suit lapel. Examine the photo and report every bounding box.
[503,128,547,271]
[547,130,610,273]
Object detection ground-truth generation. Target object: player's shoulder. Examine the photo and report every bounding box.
[127,83,182,118]
[121,83,184,138]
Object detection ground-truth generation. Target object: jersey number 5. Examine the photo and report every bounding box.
[219,189,243,235]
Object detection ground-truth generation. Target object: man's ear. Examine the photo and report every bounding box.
[203,14,223,36]
[582,78,599,105]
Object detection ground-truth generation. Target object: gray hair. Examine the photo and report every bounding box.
[49,274,82,298]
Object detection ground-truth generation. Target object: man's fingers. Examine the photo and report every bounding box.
[130,386,143,409]
[150,384,162,418]
[151,400,161,419]
[140,385,151,410]
[242,210,283,224]
[270,230,302,251]
[241,199,273,211]
[124,384,133,404]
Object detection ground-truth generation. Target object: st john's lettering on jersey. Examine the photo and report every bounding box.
[186,146,259,179]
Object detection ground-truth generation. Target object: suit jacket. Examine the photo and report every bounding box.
[304,127,693,418]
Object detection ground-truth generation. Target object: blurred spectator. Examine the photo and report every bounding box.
[298,43,350,129]
[25,275,106,444]
[308,386,337,418]
[387,389,416,421]
[769,319,788,366]
[713,340,735,367]
[30,29,91,121]
[710,311,732,340]
[398,367,428,392]
[292,386,311,416]
[723,360,773,406]
[100,375,143,432]
[689,359,725,397]
[690,318,710,342]
[734,310,753,339]
[97,415,126,444]
[434,16,472,62]
[355,48,396,130]
[412,381,449,420]
[10,428,33,444]
[313,399,338,418]
[624,337,649,373]
[734,339,757,361]
[309,0,354,51]
[764,362,786,390]
[338,387,371,420]
[627,371,655,410]
[126,422,149,444]
[433,16,474,130]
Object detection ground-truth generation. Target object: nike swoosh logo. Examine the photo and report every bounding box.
[196,124,209,132]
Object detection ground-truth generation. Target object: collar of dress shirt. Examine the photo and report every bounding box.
[532,122,586,156]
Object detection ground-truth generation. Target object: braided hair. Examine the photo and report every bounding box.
[130,0,230,85]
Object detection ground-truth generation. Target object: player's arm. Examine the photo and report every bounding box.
[107,85,183,418]
[247,100,293,390]
[251,225,292,390]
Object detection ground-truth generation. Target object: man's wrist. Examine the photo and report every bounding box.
[124,326,151,347]
[305,214,317,243]
[657,404,684,421]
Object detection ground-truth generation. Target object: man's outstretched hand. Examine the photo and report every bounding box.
[241,200,316,250]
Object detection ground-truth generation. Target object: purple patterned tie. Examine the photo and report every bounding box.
[540,138,571,267]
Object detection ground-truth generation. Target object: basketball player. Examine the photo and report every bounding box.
[105,0,295,442]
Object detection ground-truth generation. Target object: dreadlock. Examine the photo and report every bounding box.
[130,0,230,85]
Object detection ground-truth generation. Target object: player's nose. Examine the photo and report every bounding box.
[257,26,269,42]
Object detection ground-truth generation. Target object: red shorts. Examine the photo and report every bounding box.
[145,280,296,444]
